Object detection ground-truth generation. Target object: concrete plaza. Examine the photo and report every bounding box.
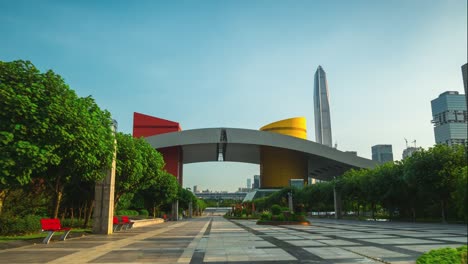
[0,216,466,264]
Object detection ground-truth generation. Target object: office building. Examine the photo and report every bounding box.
[314,65,333,147]
[371,144,394,163]
[247,178,251,189]
[402,147,422,159]
[193,185,199,193]
[431,91,467,146]
[253,175,260,189]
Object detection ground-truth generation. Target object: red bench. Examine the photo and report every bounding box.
[113,216,125,232]
[40,218,72,244]
[121,216,135,230]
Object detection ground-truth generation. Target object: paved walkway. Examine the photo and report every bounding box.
[0,216,466,263]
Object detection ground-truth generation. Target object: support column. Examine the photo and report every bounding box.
[333,186,342,219]
[92,122,117,234]
[172,200,179,221]
[188,201,193,218]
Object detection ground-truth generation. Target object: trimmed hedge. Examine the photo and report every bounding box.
[0,215,42,235]
[417,246,467,264]
[115,210,139,216]
[138,209,149,217]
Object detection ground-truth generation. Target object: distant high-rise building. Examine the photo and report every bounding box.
[253,175,260,189]
[314,65,333,147]
[402,147,422,159]
[462,63,467,107]
[193,185,199,193]
[431,91,467,146]
[247,178,251,189]
[371,145,394,163]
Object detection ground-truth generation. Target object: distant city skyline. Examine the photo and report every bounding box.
[1,1,466,192]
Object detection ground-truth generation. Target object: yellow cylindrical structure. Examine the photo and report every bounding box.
[260,147,307,188]
[260,117,307,139]
[259,117,308,188]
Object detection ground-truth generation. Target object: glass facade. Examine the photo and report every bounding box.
[431,91,468,145]
[371,144,394,163]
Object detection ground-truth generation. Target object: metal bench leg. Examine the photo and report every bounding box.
[60,230,72,241]
[42,231,55,244]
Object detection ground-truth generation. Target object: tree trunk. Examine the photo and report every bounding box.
[371,202,375,220]
[84,200,94,228]
[53,190,63,218]
[52,172,64,219]
[411,207,416,222]
[0,190,7,216]
[441,200,447,223]
[78,205,83,222]
[70,208,74,226]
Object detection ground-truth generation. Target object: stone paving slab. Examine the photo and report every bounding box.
[0,216,466,263]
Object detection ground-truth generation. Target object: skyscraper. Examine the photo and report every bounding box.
[371,145,394,163]
[247,178,252,189]
[253,175,260,189]
[314,66,333,147]
[462,63,467,107]
[431,91,467,146]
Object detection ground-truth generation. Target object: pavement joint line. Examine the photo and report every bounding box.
[44,221,189,264]
[189,218,214,264]
[283,224,428,262]
[230,219,332,263]
[177,218,212,263]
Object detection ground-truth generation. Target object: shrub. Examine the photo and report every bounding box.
[138,209,149,217]
[417,246,467,264]
[0,214,42,235]
[260,211,272,221]
[271,204,282,215]
[61,218,86,228]
[271,214,285,221]
[116,210,139,216]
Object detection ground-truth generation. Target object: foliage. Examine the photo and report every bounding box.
[178,187,196,211]
[260,210,272,220]
[138,209,149,217]
[140,171,179,217]
[417,246,467,264]
[271,204,282,215]
[0,60,115,218]
[115,133,164,205]
[0,214,42,235]
[251,144,466,223]
[115,210,139,216]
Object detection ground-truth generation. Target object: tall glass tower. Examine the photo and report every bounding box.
[314,65,333,147]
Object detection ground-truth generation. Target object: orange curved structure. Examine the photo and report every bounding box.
[260,117,308,188]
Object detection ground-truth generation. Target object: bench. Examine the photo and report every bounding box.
[40,218,72,244]
[113,216,125,232]
[121,216,135,230]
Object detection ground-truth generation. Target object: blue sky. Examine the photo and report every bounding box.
[1,0,467,192]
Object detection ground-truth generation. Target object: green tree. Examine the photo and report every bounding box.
[114,133,164,205]
[0,60,115,217]
[404,144,466,222]
[141,171,179,217]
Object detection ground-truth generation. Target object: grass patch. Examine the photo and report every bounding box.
[0,228,92,243]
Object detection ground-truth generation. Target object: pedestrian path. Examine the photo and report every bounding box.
[0,216,465,263]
